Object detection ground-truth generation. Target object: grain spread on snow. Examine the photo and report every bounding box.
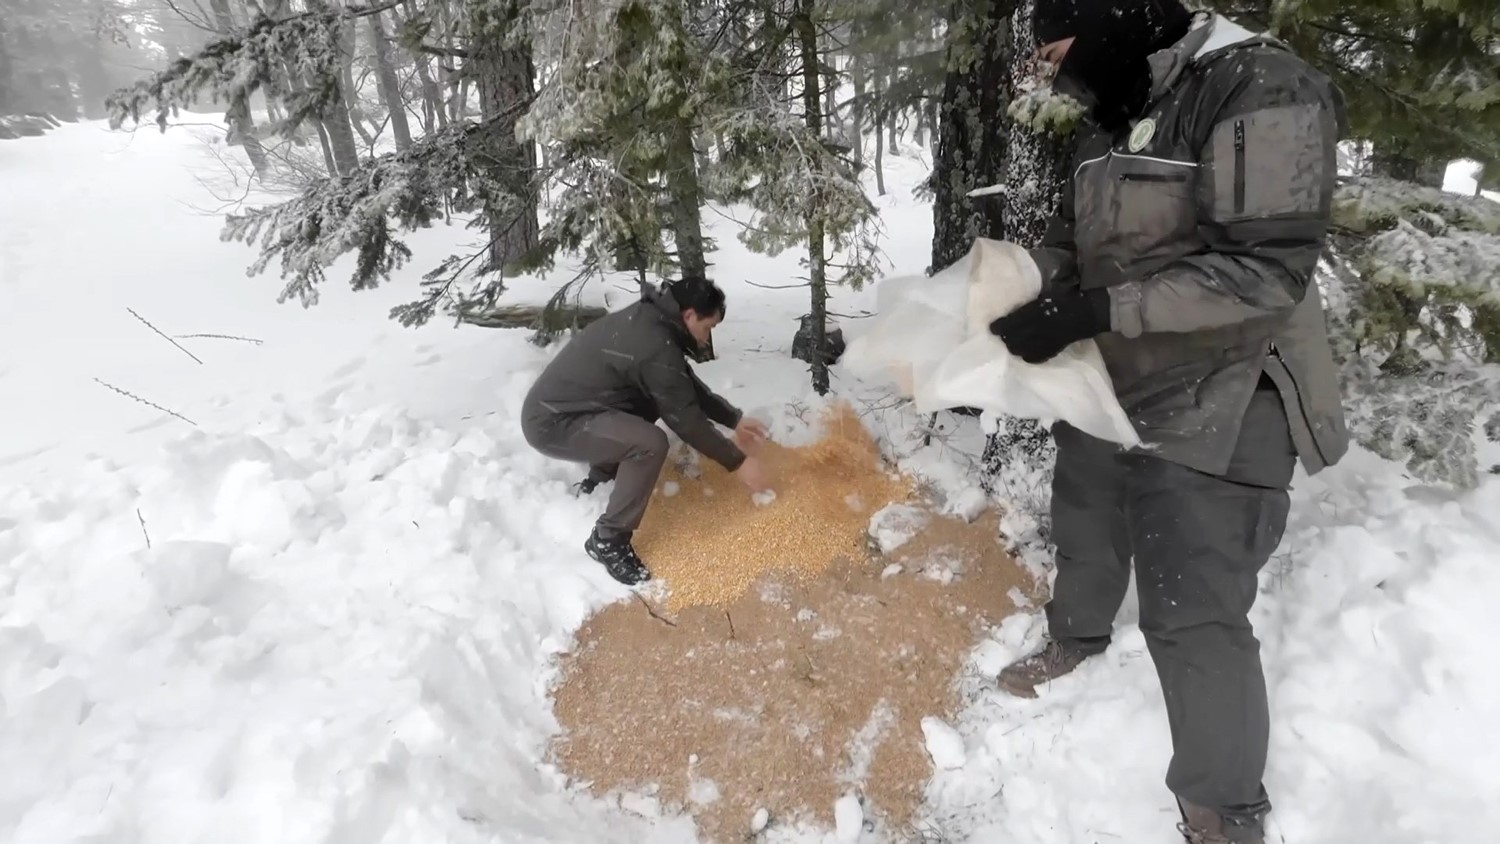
[634,402,912,611]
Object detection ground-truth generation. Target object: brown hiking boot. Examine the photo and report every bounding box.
[996,638,1107,698]
[1177,798,1265,844]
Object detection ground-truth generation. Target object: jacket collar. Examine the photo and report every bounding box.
[641,283,699,354]
[1147,13,1283,101]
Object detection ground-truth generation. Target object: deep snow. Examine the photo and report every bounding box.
[1,117,1498,844]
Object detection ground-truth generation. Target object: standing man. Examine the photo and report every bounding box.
[986,2,1350,842]
[521,277,772,586]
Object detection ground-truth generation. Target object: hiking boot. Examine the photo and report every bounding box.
[996,637,1108,698]
[1177,798,1265,844]
[584,529,651,586]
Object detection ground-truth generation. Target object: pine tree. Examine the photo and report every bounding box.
[107,0,544,328]
[704,0,882,393]
[519,0,718,287]
[1205,0,1500,184]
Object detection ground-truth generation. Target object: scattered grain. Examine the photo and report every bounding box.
[636,402,912,611]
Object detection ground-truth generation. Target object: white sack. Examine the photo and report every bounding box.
[842,238,1141,448]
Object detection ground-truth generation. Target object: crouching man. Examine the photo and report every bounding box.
[985,2,1351,843]
[521,277,773,585]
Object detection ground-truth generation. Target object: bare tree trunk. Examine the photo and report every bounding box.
[368,11,412,150]
[341,55,378,148]
[850,54,865,166]
[873,75,886,196]
[0,16,13,116]
[795,0,830,396]
[397,0,446,133]
[210,0,269,177]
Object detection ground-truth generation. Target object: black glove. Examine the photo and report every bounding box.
[988,287,1111,364]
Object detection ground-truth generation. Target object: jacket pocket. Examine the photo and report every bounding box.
[1210,104,1328,222]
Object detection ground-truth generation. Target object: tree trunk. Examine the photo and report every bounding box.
[795,0,830,395]
[336,13,378,150]
[72,42,112,119]
[665,117,708,282]
[0,15,13,116]
[979,0,1071,485]
[210,0,270,176]
[873,74,886,196]
[473,34,540,279]
[930,0,1016,272]
[367,11,412,150]
[397,0,447,133]
[850,54,865,166]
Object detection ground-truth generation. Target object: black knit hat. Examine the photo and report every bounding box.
[1034,0,1191,46]
[1034,0,1194,131]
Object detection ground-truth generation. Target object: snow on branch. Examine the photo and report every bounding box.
[1360,220,1500,304]
[105,5,394,136]
[220,116,532,317]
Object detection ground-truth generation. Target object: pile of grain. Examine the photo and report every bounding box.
[635,401,911,611]
[551,507,1040,843]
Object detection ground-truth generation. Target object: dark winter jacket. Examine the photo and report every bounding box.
[1031,13,1350,476]
[520,285,746,470]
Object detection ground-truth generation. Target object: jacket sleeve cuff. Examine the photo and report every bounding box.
[1109,281,1145,339]
[720,445,747,472]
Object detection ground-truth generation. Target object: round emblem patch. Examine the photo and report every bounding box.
[1127,118,1156,153]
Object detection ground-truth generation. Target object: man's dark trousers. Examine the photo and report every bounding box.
[522,410,669,540]
[1045,383,1296,819]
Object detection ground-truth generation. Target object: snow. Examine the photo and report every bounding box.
[3,115,1500,844]
[919,717,967,770]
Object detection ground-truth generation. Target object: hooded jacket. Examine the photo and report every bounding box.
[520,285,747,470]
[1031,13,1351,476]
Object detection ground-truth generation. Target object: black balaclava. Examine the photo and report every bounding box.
[1034,0,1194,133]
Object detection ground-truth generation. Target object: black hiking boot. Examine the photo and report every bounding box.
[571,477,600,497]
[1176,798,1266,844]
[996,637,1109,698]
[584,529,651,586]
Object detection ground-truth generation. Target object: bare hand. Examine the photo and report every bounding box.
[734,417,771,454]
[735,455,773,494]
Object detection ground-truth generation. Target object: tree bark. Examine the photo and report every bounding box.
[367,11,412,150]
[929,0,1016,272]
[665,116,708,282]
[979,0,1072,484]
[473,30,540,279]
[795,0,830,395]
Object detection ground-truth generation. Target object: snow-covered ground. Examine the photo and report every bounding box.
[1,118,1497,843]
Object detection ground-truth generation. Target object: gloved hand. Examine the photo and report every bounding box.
[989,287,1112,364]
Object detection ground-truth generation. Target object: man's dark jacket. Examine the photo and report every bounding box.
[1031,13,1350,477]
[520,285,746,470]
